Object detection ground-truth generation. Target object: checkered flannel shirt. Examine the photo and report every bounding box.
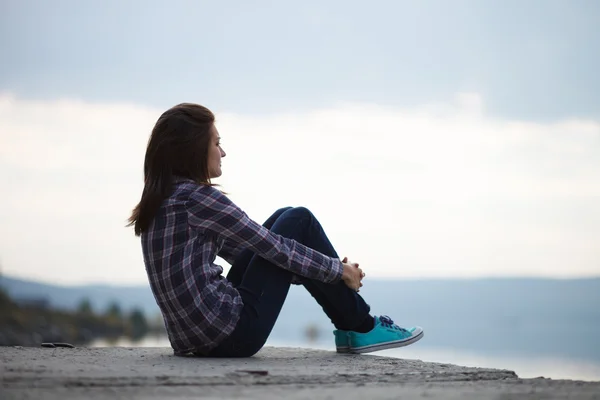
[140,178,343,355]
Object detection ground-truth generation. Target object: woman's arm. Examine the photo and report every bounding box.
[185,186,343,283]
[217,238,243,266]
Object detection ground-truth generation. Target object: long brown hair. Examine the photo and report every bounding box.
[127,103,216,236]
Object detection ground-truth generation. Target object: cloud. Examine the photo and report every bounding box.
[1,92,599,285]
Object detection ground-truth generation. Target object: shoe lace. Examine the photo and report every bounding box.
[379,315,409,333]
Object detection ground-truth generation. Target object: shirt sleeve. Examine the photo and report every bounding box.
[184,185,343,283]
[217,238,244,266]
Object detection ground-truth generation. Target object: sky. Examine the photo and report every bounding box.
[1,0,599,285]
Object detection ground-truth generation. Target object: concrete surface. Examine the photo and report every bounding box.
[1,346,599,399]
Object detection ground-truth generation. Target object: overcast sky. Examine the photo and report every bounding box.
[1,0,599,285]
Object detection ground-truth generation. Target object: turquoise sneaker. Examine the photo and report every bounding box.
[347,315,424,354]
[333,329,350,353]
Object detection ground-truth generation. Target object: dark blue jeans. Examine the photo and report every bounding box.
[207,207,371,357]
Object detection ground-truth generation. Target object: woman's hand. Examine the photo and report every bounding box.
[341,256,365,292]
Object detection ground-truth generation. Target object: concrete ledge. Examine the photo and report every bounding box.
[2,346,599,399]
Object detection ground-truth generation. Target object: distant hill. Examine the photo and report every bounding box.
[2,275,599,362]
[0,276,160,316]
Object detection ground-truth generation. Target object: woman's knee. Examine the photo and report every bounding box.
[274,206,294,217]
[269,206,315,237]
[283,206,314,220]
[263,207,294,228]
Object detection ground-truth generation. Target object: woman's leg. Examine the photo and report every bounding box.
[209,208,299,357]
[209,207,371,357]
[226,207,292,287]
[248,206,372,331]
[287,208,372,331]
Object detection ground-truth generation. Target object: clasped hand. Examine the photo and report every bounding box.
[341,256,365,292]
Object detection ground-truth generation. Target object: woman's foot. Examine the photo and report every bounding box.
[346,315,424,354]
[333,329,351,353]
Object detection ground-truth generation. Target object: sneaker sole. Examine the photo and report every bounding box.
[350,330,424,354]
[336,346,351,353]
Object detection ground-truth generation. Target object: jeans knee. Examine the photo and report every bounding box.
[275,206,293,216]
[270,206,315,238]
[284,206,313,220]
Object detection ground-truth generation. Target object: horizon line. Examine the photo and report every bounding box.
[2,273,600,289]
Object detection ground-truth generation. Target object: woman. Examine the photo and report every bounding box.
[128,103,424,357]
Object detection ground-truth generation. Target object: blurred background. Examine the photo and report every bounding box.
[1,0,599,381]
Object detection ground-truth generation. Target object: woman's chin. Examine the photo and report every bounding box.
[210,169,222,179]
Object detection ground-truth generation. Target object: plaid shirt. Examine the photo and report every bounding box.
[141,178,343,355]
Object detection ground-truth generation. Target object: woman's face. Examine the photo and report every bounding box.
[207,124,226,179]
